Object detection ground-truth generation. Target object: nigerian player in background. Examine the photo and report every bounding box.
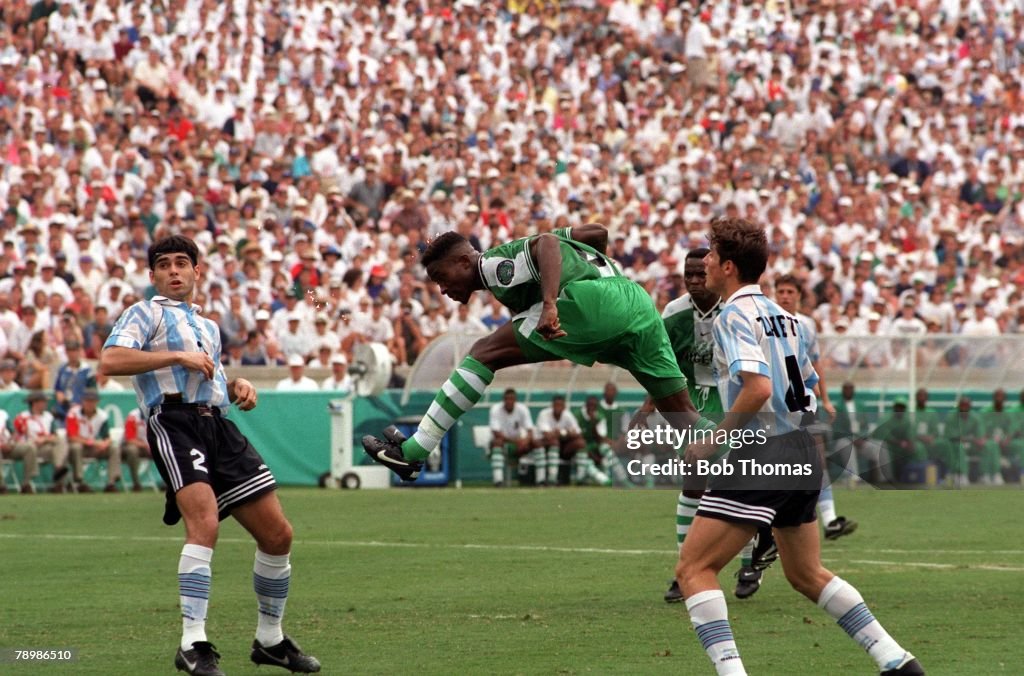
[658,249,773,603]
[773,275,858,540]
[575,394,626,486]
[362,224,702,480]
[677,218,923,676]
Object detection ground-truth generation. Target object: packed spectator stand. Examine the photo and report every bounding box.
[0,0,1020,389]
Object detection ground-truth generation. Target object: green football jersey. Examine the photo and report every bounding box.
[575,407,607,444]
[661,294,723,413]
[479,233,622,314]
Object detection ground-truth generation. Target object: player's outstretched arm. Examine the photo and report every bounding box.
[100,346,214,379]
[531,233,567,340]
[567,223,609,253]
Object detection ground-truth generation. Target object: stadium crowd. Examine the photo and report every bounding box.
[0,0,1020,381]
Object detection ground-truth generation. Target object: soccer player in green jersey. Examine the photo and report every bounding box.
[362,224,699,481]
[979,389,1018,485]
[575,394,627,486]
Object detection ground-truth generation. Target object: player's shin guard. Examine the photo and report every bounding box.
[179,544,213,651]
[546,447,561,484]
[818,484,837,525]
[405,356,494,461]
[686,589,746,675]
[253,550,290,647]
[818,576,911,671]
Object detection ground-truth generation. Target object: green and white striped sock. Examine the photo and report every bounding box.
[490,447,505,485]
[546,447,561,484]
[599,444,628,484]
[531,448,546,484]
[677,494,701,549]
[573,451,588,483]
[740,539,754,568]
[404,356,494,461]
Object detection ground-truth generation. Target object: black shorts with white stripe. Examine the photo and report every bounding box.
[147,403,276,526]
[696,429,821,530]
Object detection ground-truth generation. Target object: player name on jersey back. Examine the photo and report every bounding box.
[755,313,800,339]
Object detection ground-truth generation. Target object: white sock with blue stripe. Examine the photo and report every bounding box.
[818,484,837,524]
[179,544,213,650]
[686,589,746,675]
[818,576,911,670]
[254,550,291,647]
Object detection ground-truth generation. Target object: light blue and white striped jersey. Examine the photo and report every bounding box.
[104,296,231,414]
[796,311,820,362]
[711,284,818,435]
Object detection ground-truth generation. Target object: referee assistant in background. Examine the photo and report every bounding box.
[101,236,320,676]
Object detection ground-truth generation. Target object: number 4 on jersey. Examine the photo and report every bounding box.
[784,355,811,413]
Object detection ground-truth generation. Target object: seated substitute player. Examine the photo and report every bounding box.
[536,393,606,486]
[598,382,630,453]
[677,218,923,676]
[121,406,154,492]
[488,388,545,486]
[773,275,857,540]
[100,236,320,676]
[575,394,628,486]
[13,391,71,492]
[363,224,699,480]
[65,388,116,492]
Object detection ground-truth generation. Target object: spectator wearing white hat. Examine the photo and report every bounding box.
[311,312,341,352]
[276,354,319,392]
[321,353,353,394]
[278,310,315,362]
[27,256,72,304]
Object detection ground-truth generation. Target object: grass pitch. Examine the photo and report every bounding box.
[0,487,1018,675]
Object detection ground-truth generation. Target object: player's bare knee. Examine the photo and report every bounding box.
[185,515,220,548]
[674,558,688,584]
[784,564,830,601]
[258,520,293,555]
[682,488,704,500]
[675,557,704,589]
[469,335,505,369]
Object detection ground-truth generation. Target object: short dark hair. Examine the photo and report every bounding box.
[148,235,199,270]
[774,273,805,300]
[686,247,711,261]
[503,388,517,397]
[708,217,768,283]
[421,231,470,268]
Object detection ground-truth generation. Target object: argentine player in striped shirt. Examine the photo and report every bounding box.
[676,219,923,676]
[774,274,858,541]
[100,236,320,676]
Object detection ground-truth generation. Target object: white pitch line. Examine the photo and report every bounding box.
[848,559,1024,573]
[0,533,1021,572]
[0,532,666,555]
[861,548,1024,555]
